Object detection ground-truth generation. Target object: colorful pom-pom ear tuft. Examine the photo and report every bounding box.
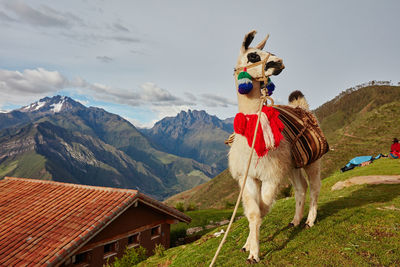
[266,77,275,96]
[237,68,253,94]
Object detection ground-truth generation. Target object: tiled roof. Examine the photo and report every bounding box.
[0,177,190,266]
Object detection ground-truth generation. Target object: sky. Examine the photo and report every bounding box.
[1,0,399,128]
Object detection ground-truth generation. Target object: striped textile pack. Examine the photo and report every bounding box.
[274,105,329,168]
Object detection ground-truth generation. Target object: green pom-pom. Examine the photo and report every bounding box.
[238,68,252,80]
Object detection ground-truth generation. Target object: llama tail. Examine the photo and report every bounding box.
[288,90,309,110]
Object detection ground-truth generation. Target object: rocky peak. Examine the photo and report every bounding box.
[148,109,233,138]
[18,95,84,114]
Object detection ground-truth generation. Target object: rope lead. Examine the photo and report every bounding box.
[209,88,270,267]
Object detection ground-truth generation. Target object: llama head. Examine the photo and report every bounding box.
[236,30,285,79]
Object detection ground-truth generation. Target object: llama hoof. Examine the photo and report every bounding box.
[240,247,247,252]
[304,223,311,229]
[288,222,295,228]
[246,258,259,264]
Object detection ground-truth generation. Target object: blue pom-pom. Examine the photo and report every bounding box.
[266,78,275,96]
[237,68,253,94]
[266,81,275,92]
[238,82,253,94]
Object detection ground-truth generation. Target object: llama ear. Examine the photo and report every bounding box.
[255,34,269,50]
[241,30,257,53]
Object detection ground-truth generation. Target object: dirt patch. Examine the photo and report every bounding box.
[376,205,400,211]
[331,175,400,190]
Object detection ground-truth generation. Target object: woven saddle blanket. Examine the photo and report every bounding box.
[274,105,329,168]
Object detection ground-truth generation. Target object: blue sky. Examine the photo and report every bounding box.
[1,0,399,127]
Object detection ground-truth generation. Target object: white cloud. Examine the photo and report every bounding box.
[75,99,89,106]
[150,104,191,123]
[123,117,155,129]
[199,93,236,107]
[0,67,197,109]
[0,68,68,106]
[75,79,193,107]
[0,68,67,94]
[3,1,72,28]
[0,10,16,22]
[140,82,181,103]
[0,67,237,126]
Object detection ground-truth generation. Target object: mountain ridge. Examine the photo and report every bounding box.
[0,95,216,199]
[142,109,233,174]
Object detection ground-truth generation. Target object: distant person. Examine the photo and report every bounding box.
[389,138,400,159]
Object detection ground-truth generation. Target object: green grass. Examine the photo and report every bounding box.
[165,169,239,210]
[0,151,52,180]
[140,158,400,266]
[171,208,244,234]
[170,208,244,247]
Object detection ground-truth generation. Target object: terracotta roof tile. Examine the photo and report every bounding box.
[0,177,190,266]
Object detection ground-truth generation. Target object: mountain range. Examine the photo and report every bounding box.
[0,96,232,199]
[141,110,233,174]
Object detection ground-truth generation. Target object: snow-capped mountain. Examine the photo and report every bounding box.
[18,95,84,114]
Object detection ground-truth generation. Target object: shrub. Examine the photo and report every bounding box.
[170,225,187,247]
[153,243,166,257]
[225,201,234,209]
[175,202,185,212]
[186,202,197,211]
[110,246,147,267]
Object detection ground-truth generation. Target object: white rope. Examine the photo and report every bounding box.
[209,90,271,267]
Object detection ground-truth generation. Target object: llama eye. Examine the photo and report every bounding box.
[247,52,261,63]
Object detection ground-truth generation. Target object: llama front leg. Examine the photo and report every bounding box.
[289,170,307,226]
[240,177,262,263]
[304,160,321,227]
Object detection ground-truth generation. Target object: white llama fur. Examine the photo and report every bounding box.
[228,31,322,263]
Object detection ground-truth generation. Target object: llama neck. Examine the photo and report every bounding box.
[237,81,262,114]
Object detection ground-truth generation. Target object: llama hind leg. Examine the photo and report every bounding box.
[304,160,321,227]
[289,169,307,226]
[240,177,262,263]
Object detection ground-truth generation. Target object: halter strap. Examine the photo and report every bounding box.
[234,53,271,84]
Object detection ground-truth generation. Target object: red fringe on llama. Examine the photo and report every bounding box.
[233,106,284,157]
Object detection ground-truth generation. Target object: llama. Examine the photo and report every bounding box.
[228,30,322,263]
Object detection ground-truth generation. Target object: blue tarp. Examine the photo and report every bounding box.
[341,154,384,172]
[345,154,383,167]
[345,156,374,167]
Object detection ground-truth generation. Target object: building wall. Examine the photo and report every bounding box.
[61,201,175,267]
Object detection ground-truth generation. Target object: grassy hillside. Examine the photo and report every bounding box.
[164,169,238,210]
[315,85,400,177]
[0,150,52,180]
[140,158,400,266]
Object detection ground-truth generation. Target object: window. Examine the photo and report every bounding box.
[103,241,118,259]
[127,233,140,248]
[71,251,90,265]
[151,225,161,239]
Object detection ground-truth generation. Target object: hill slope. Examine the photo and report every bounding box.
[164,169,238,209]
[315,84,400,177]
[141,158,400,266]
